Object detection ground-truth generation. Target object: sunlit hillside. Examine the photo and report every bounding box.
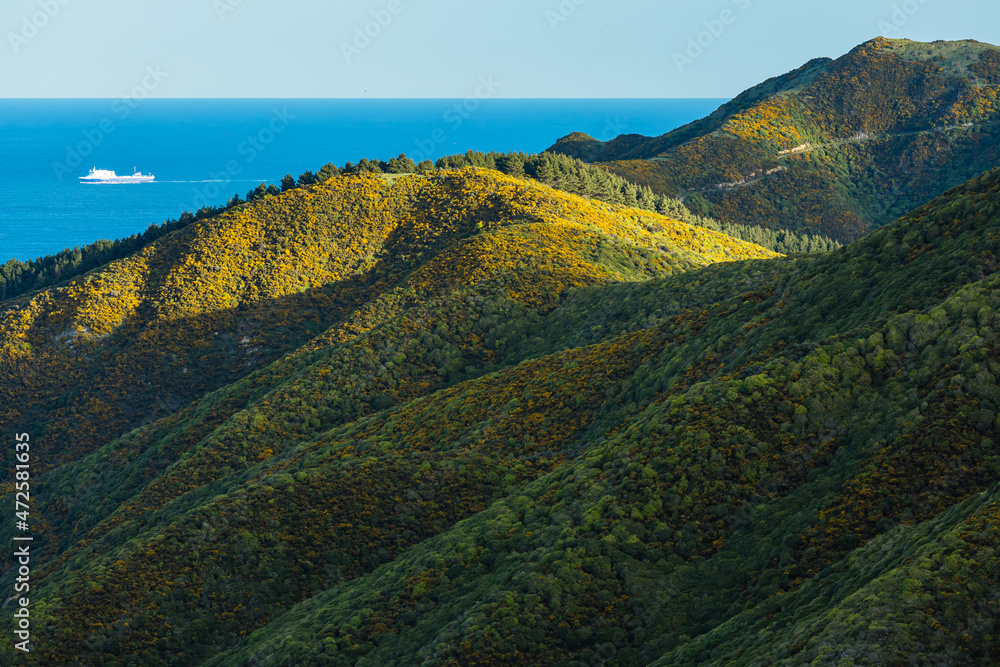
[0,168,774,470]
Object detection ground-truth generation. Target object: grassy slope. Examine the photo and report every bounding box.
[0,168,775,663]
[548,38,1000,243]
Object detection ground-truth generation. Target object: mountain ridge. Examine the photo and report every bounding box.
[548,37,1000,243]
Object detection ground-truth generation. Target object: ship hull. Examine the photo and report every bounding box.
[80,168,155,183]
[80,177,155,183]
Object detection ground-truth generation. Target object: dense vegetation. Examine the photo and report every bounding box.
[0,219,195,302]
[201,165,1000,667]
[432,151,840,254]
[0,152,836,306]
[0,168,777,663]
[1,156,999,664]
[2,168,771,469]
[548,38,1000,243]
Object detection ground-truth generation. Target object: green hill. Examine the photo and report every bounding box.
[548,38,1000,243]
[3,163,1000,664]
[204,166,1000,667]
[0,168,774,663]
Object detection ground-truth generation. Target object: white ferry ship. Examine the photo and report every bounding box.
[80,167,155,183]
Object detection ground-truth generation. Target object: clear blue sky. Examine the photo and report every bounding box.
[3,0,998,98]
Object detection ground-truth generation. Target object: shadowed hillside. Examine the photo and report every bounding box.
[1,169,771,471]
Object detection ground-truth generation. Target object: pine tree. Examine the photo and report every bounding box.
[497,154,525,178]
[317,163,341,181]
[535,156,557,183]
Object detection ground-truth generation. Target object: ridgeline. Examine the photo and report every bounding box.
[549,38,1000,243]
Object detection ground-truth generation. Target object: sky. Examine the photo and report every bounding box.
[2,0,999,99]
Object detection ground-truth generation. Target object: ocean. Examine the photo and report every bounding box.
[0,99,725,263]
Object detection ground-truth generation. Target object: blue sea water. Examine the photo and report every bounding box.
[0,99,725,263]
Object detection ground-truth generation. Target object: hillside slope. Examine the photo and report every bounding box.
[0,168,776,663]
[204,170,1000,666]
[548,38,1000,243]
[2,153,999,664]
[1,169,769,470]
